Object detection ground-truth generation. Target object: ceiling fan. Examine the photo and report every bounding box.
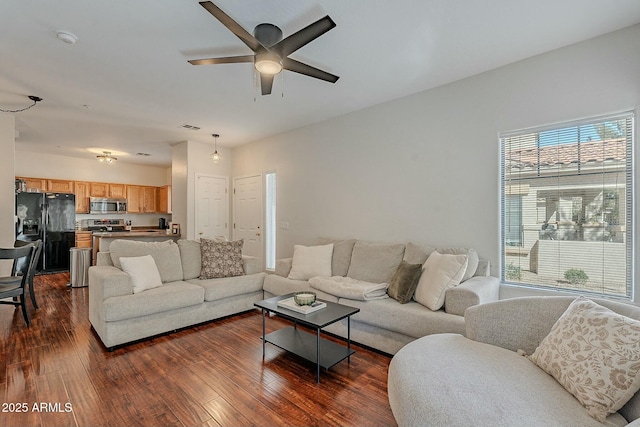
[188,1,339,95]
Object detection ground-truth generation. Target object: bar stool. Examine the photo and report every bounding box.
[0,244,35,326]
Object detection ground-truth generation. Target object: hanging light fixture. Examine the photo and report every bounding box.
[211,134,221,163]
[96,151,117,164]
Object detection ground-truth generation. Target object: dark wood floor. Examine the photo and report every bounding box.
[0,273,397,427]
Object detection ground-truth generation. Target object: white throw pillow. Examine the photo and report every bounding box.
[119,255,163,294]
[413,251,468,311]
[287,244,334,280]
[528,297,640,422]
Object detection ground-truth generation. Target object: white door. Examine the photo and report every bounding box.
[233,175,262,265]
[195,174,228,240]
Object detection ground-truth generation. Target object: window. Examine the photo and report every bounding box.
[265,172,276,270]
[500,112,634,298]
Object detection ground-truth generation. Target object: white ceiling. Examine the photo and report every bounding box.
[2,1,640,167]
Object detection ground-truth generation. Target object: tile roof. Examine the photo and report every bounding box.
[506,138,626,169]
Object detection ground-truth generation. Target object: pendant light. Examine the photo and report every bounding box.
[211,134,221,163]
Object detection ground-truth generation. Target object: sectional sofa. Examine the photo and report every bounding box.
[89,238,499,354]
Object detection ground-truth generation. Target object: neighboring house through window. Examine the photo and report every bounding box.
[500,112,634,298]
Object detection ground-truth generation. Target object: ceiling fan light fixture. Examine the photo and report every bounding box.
[255,52,282,75]
[96,151,117,164]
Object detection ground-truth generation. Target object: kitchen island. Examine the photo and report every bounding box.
[92,230,181,264]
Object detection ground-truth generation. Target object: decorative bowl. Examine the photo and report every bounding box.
[294,291,317,306]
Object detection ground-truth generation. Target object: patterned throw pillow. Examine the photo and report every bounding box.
[200,239,244,279]
[528,296,640,422]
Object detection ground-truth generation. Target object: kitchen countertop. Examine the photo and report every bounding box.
[91,230,180,238]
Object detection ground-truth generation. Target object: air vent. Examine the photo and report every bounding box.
[180,124,201,131]
[136,153,151,156]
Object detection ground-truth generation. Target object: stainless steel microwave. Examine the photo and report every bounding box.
[89,197,127,214]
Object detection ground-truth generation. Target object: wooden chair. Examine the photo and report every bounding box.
[0,244,35,326]
[14,239,43,309]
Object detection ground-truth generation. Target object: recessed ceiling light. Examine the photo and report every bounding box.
[56,31,78,44]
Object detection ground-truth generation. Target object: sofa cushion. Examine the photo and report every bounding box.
[388,334,627,427]
[103,281,204,322]
[287,244,334,280]
[263,274,339,303]
[347,241,405,284]
[528,297,640,422]
[200,239,244,279]
[403,242,437,265]
[414,252,468,311]
[405,242,479,282]
[177,239,201,280]
[387,261,422,304]
[188,273,266,302]
[317,238,356,276]
[119,255,163,294]
[109,239,184,283]
[338,298,465,338]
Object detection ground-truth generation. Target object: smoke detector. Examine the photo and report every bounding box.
[56,31,78,44]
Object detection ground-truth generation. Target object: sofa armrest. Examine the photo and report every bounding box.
[88,265,133,300]
[274,258,293,277]
[444,275,500,316]
[242,255,262,275]
[97,251,114,266]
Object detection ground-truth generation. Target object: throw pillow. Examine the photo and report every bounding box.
[287,243,334,280]
[413,251,468,311]
[200,239,244,279]
[119,255,163,294]
[528,297,640,422]
[435,247,479,282]
[387,261,423,304]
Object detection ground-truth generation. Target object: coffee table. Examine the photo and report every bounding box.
[254,294,360,383]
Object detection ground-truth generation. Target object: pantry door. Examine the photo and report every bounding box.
[195,174,228,240]
[233,175,262,266]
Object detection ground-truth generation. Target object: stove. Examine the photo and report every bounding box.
[87,219,128,232]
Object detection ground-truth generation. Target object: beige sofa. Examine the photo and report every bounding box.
[89,239,266,349]
[388,296,640,427]
[263,239,500,355]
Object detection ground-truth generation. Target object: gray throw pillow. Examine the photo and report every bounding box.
[200,239,244,279]
[387,261,423,304]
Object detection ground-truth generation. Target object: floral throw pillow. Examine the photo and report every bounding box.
[528,296,640,422]
[200,238,244,279]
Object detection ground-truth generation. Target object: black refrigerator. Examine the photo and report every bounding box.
[16,192,76,272]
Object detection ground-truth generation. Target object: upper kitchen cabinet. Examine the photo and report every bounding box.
[143,186,157,213]
[157,185,171,214]
[89,182,109,197]
[17,177,46,192]
[48,179,74,193]
[109,184,126,198]
[74,181,90,213]
[126,185,142,213]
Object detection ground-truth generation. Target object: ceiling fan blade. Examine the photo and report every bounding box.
[274,16,336,56]
[260,73,274,95]
[199,1,264,52]
[282,58,339,83]
[188,55,254,65]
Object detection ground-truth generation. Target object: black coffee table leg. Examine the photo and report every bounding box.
[317,328,321,383]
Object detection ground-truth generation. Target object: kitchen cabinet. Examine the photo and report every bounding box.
[157,185,171,214]
[126,185,143,213]
[89,182,109,197]
[47,179,74,193]
[75,231,92,249]
[109,183,126,198]
[143,186,157,213]
[17,177,47,192]
[74,181,91,213]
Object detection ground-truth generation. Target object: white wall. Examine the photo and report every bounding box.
[15,151,170,186]
[172,140,230,240]
[0,115,16,276]
[232,24,640,301]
